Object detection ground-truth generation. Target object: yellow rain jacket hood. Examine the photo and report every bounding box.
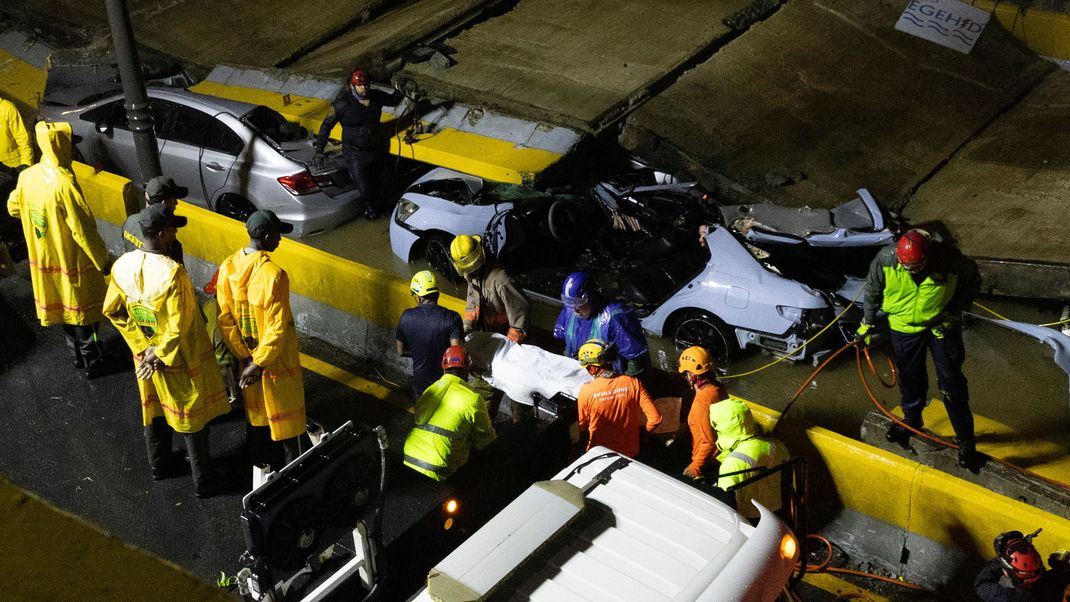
[103,250,229,432]
[216,249,306,441]
[710,398,788,518]
[7,121,109,326]
[0,97,33,168]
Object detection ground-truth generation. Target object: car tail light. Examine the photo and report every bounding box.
[277,171,320,195]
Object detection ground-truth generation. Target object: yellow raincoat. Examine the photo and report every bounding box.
[7,122,109,326]
[0,97,32,168]
[216,249,305,441]
[103,250,229,433]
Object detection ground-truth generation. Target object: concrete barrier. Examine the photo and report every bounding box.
[72,162,462,375]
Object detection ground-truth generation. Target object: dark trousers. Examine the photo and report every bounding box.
[344,153,377,214]
[247,423,304,471]
[62,323,104,371]
[890,328,974,444]
[144,417,211,486]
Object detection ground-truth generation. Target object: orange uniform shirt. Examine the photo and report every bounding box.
[577,373,662,458]
[686,381,727,476]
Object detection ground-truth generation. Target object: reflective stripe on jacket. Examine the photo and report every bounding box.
[7,122,109,326]
[717,436,789,518]
[403,373,496,481]
[216,249,306,441]
[104,251,229,432]
[553,302,649,372]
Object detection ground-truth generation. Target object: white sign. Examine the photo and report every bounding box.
[895,0,990,54]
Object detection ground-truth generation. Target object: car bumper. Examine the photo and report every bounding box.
[389,206,422,261]
[275,193,362,238]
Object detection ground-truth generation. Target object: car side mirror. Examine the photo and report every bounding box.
[95,121,112,135]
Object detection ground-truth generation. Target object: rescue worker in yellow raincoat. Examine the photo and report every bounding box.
[403,345,496,481]
[7,121,113,377]
[710,398,789,519]
[0,94,32,169]
[216,210,306,468]
[103,205,230,498]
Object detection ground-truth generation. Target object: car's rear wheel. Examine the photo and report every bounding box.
[216,194,256,222]
[670,310,736,365]
[425,233,463,283]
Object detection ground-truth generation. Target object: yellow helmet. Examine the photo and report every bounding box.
[577,339,609,367]
[450,234,485,277]
[410,270,438,297]
[678,346,713,375]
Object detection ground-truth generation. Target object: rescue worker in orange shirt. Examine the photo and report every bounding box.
[576,339,662,458]
[678,346,728,479]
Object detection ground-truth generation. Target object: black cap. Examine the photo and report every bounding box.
[145,176,189,203]
[246,210,294,238]
[138,204,187,233]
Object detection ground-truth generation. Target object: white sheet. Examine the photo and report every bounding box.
[466,332,592,405]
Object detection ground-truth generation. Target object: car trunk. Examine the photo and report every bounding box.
[276,141,354,197]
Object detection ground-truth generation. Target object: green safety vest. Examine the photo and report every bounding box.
[880,265,958,334]
[402,373,496,482]
[717,436,788,516]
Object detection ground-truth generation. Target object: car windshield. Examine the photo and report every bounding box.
[481,180,556,203]
[242,105,306,145]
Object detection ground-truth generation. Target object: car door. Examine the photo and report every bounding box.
[78,98,170,179]
[155,102,244,209]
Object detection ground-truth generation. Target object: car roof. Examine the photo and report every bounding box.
[146,86,257,117]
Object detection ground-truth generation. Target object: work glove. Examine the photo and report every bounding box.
[931,318,956,339]
[311,152,328,171]
[506,327,526,344]
[1049,550,1070,570]
[855,322,873,346]
[682,465,703,481]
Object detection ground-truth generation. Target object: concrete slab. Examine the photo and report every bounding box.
[401,0,756,132]
[288,0,496,77]
[905,71,1070,297]
[620,0,1053,209]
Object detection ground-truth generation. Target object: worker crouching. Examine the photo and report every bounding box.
[403,346,497,481]
[710,398,788,519]
[575,339,662,458]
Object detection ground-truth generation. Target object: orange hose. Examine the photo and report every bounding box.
[801,534,927,592]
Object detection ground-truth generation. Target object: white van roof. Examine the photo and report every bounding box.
[414,447,796,602]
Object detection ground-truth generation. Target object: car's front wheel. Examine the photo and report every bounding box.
[670,309,736,365]
[425,233,463,284]
[215,194,257,222]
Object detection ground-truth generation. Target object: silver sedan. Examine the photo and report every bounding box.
[41,87,361,237]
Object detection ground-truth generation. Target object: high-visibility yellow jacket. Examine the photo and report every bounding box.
[711,399,788,518]
[216,249,306,441]
[863,244,979,334]
[403,373,496,481]
[7,122,109,326]
[104,250,229,433]
[0,97,33,168]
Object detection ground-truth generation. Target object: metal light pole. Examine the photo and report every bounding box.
[104,0,161,182]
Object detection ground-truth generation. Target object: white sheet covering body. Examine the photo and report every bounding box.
[466,332,592,405]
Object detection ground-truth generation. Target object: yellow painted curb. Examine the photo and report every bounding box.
[974,0,1070,60]
[0,47,47,112]
[189,80,562,184]
[802,572,890,602]
[299,352,410,413]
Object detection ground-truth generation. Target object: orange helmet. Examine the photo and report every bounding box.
[995,530,1045,587]
[350,69,368,86]
[895,229,930,272]
[441,345,470,371]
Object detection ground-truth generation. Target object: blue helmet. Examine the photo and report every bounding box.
[561,271,591,308]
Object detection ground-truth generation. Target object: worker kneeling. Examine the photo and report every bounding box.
[576,339,662,458]
[403,345,496,481]
[711,398,789,518]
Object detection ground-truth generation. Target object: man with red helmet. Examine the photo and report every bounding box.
[975,529,1070,601]
[402,345,496,481]
[313,68,402,220]
[859,228,981,468]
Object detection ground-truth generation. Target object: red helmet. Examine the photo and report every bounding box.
[441,345,469,371]
[895,229,930,271]
[996,531,1045,587]
[350,69,368,86]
